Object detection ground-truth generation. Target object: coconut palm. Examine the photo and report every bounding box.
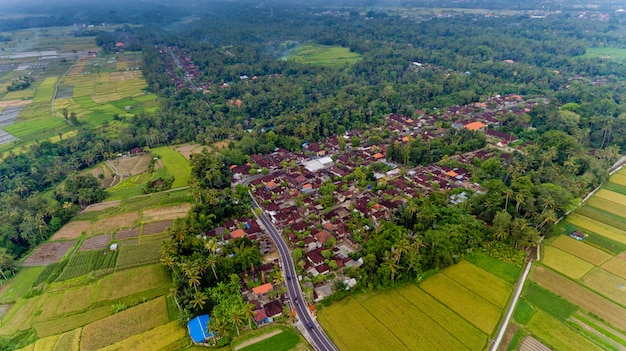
[190,290,209,310]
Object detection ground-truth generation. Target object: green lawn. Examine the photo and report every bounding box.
[0,267,46,304]
[152,146,191,188]
[238,328,301,351]
[286,44,362,67]
[582,47,626,62]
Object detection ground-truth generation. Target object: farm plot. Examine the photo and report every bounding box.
[522,282,578,322]
[581,268,626,307]
[609,173,626,187]
[0,266,46,304]
[80,296,169,351]
[602,253,626,279]
[0,296,41,336]
[110,153,151,176]
[549,235,612,266]
[152,146,191,188]
[173,143,206,160]
[115,227,141,240]
[420,273,502,334]
[55,284,98,315]
[526,311,602,351]
[595,189,626,205]
[32,305,111,338]
[464,251,522,284]
[567,213,626,245]
[541,246,594,279]
[98,321,187,351]
[362,291,469,350]
[531,266,626,332]
[142,203,191,221]
[442,261,512,308]
[87,212,139,235]
[114,241,162,270]
[78,234,111,251]
[142,220,173,236]
[95,264,170,302]
[584,196,626,221]
[575,205,626,232]
[317,296,409,351]
[397,285,487,350]
[22,241,75,266]
[49,221,91,241]
[82,201,119,213]
[55,250,117,282]
[286,44,362,67]
[52,329,81,351]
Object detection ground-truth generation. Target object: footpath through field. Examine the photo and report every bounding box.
[234,329,283,351]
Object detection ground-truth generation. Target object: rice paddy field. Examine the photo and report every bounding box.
[582,47,626,62]
[507,167,626,350]
[285,44,362,67]
[319,260,514,351]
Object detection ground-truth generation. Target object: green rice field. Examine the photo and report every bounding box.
[286,44,362,67]
[319,260,511,351]
[582,47,626,62]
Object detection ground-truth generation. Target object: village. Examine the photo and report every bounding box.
[196,92,550,329]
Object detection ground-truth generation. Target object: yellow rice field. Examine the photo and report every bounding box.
[549,235,612,266]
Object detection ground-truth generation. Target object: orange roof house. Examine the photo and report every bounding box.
[252,283,273,295]
[446,170,458,177]
[401,136,410,142]
[231,229,246,239]
[463,121,486,131]
[373,153,385,159]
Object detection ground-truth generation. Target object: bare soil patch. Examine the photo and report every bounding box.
[68,57,90,75]
[213,140,232,149]
[0,304,10,320]
[50,221,91,241]
[115,227,141,240]
[23,241,75,266]
[142,204,191,222]
[0,100,32,108]
[498,324,518,351]
[110,154,151,177]
[82,201,119,213]
[142,220,173,236]
[173,143,206,160]
[79,234,111,252]
[88,212,139,235]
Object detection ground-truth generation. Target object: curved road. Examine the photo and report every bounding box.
[246,183,338,351]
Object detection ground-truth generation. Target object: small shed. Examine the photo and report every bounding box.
[187,314,211,343]
[570,230,586,241]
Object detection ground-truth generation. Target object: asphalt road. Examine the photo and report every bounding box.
[247,189,338,351]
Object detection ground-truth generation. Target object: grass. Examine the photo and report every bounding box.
[318,296,412,351]
[602,254,626,280]
[286,44,362,67]
[531,266,626,332]
[526,311,602,351]
[582,47,626,62]
[95,264,171,302]
[513,299,535,325]
[237,328,302,351]
[52,329,81,351]
[442,260,512,308]
[420,273,502,334]
[523,282,577,322]
[32,305,111,338]
[98,321,187,351]
[581,268,626,307]
[541,246,594,279]
[152,146,191,188]
[397,284,487,350]
[549,235,612,266]
[80,296,169,351]
[576,203,626,233]
[0,266,46,304]
[567,213,626,245]
[464,251,521,284]
[114,241,162,270]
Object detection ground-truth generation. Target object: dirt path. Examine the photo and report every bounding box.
[234,329,282,351]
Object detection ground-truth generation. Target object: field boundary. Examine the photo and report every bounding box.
[234,329,282,350]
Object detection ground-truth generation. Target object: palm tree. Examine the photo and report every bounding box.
[210,316,230,339]
[230,305,244,336]
[190,290,209,310]
[242,302,256,329]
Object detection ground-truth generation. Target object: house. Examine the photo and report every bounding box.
[252,283,273,296]
[306,249,325,266]
[570,230,587,241]
[263,300,283,318]
[314,230,332,246]
[463,121,487,131]
[254,309,268,325]
[230,229,246,239]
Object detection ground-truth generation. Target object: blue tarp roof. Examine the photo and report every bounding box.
[188,314,211,343]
